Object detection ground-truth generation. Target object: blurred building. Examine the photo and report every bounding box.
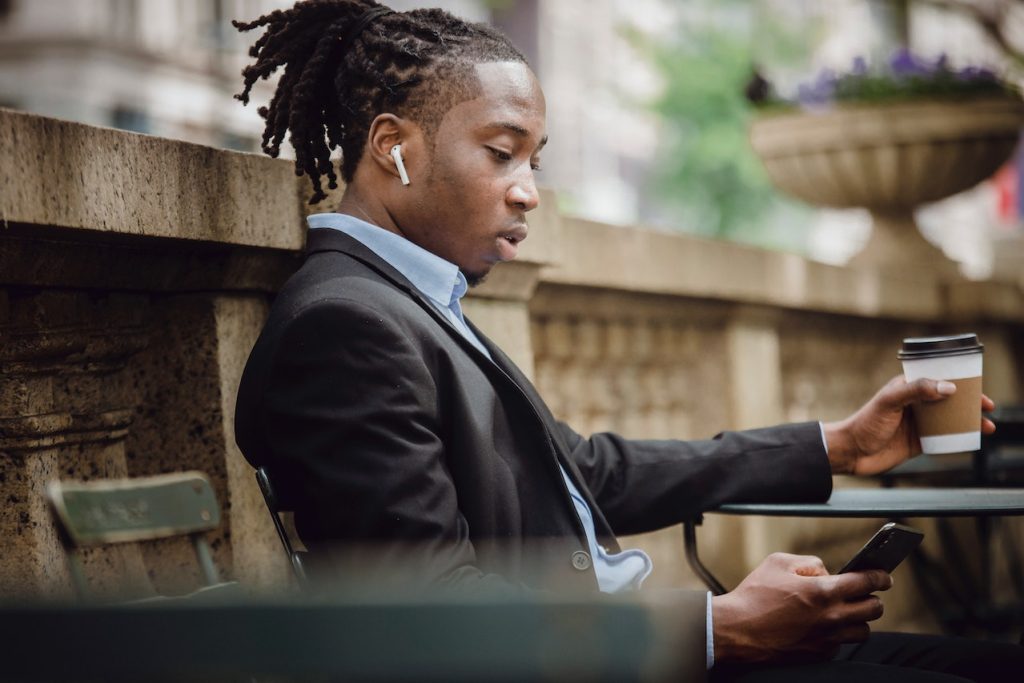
[0,0,294,150]
[0,0,1020,279]
[509,0,667,225]
[0,0,668,227]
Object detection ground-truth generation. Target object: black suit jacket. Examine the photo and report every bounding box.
[234,225,832,602]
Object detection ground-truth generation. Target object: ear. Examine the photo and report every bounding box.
[367,113,415,181]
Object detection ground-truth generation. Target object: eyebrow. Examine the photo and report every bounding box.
[485,121,548,149]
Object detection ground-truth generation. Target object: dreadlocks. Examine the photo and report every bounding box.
[234,0,527,204]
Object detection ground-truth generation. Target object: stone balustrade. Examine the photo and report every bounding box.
[2,108,1022,630]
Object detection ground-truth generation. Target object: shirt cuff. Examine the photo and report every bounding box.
[819,420,829,454]
[706,590,714,669]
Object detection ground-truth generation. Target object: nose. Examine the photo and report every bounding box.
[506,170,540,213]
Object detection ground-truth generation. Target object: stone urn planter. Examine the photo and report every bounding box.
[749,98,1024,276]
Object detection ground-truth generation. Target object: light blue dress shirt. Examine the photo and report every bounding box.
[309,212,716,666]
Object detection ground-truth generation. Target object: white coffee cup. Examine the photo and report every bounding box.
[898,334,984,454]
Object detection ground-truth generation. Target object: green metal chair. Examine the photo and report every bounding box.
[47,470,238,600]
[254,466,308,589]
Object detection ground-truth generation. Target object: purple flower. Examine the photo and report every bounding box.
[954,65,997,83]
[815,68,837,87]
[958,66,980,80]
[796,83,816,104]
[772,48,1015,111]
[890,48,931,77]
[795,71,842,108]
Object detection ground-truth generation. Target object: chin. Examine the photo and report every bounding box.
[462,269,489,287]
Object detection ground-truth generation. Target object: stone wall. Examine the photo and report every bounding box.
[3,109,1023,631]
[0,108,303,597]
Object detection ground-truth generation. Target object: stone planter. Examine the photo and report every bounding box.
[750,98,1024,276]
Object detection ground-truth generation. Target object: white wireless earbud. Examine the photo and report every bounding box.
[390,144,410,186]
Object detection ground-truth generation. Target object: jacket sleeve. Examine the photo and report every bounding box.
[555,421,833,536]
[251,296,710,679]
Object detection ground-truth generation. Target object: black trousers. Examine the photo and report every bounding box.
[709,632,1024,682]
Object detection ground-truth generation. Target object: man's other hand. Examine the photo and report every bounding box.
[823,376,997,476]
[711,553,891,664]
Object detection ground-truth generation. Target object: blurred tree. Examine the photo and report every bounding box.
[481,0,518,12]
[918,0,1024,71]
[627,1,821,251]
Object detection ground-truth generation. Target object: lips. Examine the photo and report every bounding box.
[502,224,528,246]
[497,224,528,261]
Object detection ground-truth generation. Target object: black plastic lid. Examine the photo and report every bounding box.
[898,333,983,360]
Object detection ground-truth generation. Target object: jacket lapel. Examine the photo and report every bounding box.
[307,228,486,358]
[307,228,612,548]
[467,320,621,551]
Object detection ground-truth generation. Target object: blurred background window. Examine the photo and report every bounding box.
[111,104,150,134]
[1,0,1020,279]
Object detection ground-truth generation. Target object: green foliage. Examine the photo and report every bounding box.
[627,6,814,251]
[481,0,518,12]
[652,32,774,240]
[833,72,1017,102]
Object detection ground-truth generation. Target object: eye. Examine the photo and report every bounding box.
[486,146,513,162]
[531,162,543,172]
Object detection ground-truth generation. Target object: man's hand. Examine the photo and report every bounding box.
[711,553,891,664]
[823,376,997,476]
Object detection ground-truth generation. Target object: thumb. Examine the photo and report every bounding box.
[884,376,956,408]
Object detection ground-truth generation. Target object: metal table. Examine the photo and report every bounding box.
[683,488,1024,596]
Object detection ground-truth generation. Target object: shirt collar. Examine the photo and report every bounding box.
[307,212,468,308]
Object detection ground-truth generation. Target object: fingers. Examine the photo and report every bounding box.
[827,569,892,599]
[840,594,885,623]
[880,378,1001,408]
[981,394,997,434]
[832,622,872,644]
[877,376,953,410]
[885,378,1002,415]
[914,378,957,404]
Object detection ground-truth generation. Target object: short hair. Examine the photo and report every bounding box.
[234,0,527,204]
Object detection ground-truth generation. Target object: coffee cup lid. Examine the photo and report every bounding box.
[898,333,983,360]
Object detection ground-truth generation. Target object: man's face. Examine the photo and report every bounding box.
[398,61,547,285]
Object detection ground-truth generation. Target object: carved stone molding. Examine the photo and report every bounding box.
[0,317,149,454]
[0,409,133,452]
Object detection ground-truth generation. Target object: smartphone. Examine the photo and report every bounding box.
[838,522,924,574]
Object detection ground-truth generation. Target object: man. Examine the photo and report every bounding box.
[232,2,1019,680]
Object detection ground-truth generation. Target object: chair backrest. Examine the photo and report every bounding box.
[255,466,308,588]
[47,470,228,599]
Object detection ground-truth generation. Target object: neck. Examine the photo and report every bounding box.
[336,185,403,237]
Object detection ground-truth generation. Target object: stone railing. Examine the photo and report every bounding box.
[3,109,1022,629]
[526,218,1024,627]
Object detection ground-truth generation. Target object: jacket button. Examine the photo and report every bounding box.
[571,550,592,571]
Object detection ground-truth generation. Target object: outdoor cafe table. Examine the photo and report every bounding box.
[683,487,1024,595]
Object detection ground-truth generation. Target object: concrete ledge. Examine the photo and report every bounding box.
[541,217,1024,322]
[0,108,305,251]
